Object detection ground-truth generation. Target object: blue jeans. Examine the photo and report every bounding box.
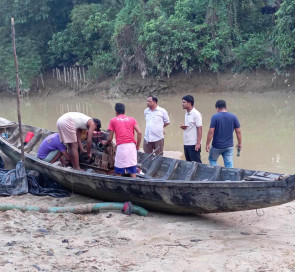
[208,147,234,168]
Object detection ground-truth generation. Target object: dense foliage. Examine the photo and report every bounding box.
[0,0,294,89]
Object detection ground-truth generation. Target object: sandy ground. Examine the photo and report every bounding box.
[0,193,295,272]
[1,152,295,271]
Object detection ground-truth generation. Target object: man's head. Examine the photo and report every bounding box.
[182,95,194,111]
[215,100,227,111]
[115,103,125,115]
[93,118,101,131]
[147,95,158,110]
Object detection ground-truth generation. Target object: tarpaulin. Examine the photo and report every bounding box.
[0,157,69,197]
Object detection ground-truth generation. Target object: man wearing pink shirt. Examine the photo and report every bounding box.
[102,103,142,177]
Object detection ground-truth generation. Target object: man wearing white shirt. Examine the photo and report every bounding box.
[180,95,202,163]
[144,96,170,155]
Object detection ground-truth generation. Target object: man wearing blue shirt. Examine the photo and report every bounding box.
[205,100,242,168]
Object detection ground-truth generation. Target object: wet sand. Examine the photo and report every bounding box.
[0,193,295,271]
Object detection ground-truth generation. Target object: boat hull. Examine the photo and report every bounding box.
[1,135,295,214]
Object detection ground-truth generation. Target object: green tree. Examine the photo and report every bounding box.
[274,0,295,67]
[140,14,198,76]
[49,3,118,76]
[0,0,73,89]
[1,0,295,90]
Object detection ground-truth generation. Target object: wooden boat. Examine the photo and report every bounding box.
[0,119,295,214]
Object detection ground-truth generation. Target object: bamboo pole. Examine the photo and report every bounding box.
[67,68,69,87]
[70,67,72,88]
[63,66,66,86]
[78,66,82,81]
[40,73,44,88]
[82,67,86,83]
[56,68,59,81]
[11,18,25,162]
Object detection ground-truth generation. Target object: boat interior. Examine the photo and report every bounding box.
[0,123,285,182]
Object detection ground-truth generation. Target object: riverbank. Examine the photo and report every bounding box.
[0,192,295,271]
[8,68,293,99]
[100,68,295,97]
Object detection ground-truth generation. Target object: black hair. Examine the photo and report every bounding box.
[93,118,101,131]
[148,95,158,103]
[182,95,194,106]
[115,103,125,115]
[215,100,226,109]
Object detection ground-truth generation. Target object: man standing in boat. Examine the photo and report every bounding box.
[57,112,101,170]
[144,95,170,156]
[205,100,242,168]
[102,103,142,178]
[180,95,203,163]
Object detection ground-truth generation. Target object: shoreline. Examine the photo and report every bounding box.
[1,68,295,98]
[0,193,294,271]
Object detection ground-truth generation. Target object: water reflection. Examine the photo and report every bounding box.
[1,90,295,173]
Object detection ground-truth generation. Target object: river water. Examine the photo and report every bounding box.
[0,90,294,174]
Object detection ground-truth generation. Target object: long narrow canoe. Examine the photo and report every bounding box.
[0,119,295,214]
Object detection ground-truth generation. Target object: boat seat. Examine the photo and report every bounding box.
[244,171,282,181]
[220,167,243,181]
[11,128,43,152]
[145,156,177,179]
[28,150,37,157]
[191,164,222,181]
[8,127,20,144]
[169,160,198,181]
[24,129,43,152]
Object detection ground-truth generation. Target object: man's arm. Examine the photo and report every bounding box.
[86,120,96,158]
[61,150,70,161]
[76,129,85,153]
[134,124,142,150]
[102,130,114,146]
[195,126,202,151]
[180,124,188,130]
[163,109,170,128]
[235,128,242,149]
[206,128,215,152]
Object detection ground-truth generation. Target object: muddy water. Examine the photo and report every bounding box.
[0,90,295,174]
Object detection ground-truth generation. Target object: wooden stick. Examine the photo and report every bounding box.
[40,73,44,88]
[56,68,59,81]
[67,67,69,85]
[63,66,66,86]
[11,18,25,162]
[79,66,82,81]
[82,67,86,83]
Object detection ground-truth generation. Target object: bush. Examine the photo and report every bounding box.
[233,34,276,71]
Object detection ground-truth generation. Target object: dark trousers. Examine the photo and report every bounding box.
[143,139,164,155]
[184,145,202,163]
